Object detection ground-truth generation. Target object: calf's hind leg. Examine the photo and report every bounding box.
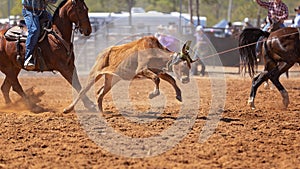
[97,74,120,113]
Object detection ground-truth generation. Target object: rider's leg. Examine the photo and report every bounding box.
[22,9,41,70]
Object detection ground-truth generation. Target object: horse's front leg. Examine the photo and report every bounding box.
[60,67,96,111]
[248,71,268,109]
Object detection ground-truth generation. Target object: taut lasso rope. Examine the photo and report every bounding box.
[197,30,299,61]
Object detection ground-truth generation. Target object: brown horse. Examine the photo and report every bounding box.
[239,26,300,109]
[0,0,95,110]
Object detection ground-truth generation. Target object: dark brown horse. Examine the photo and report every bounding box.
[239,26,300,109]
[0,0,95,110]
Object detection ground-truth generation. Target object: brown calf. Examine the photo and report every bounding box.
[64,36,194,113]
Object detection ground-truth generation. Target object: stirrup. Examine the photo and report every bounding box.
[24,55,35,70]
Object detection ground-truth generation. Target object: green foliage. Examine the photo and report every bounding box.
[11,0,22,16]
[1,0,299,26]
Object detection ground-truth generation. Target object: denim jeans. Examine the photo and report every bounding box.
[22,8,41,60]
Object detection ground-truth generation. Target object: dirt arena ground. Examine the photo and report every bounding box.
[0,71,299,169]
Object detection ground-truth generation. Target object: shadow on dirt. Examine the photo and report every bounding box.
[197,116,240,123]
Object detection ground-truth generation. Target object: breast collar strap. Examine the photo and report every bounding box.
[44,27,72,56]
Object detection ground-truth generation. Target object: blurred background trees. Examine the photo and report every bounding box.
[2,0,299,27]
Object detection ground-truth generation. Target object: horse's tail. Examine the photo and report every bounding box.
[238,28,270,77]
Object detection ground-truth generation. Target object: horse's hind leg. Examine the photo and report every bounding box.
[148,76,160,99]
[1,68,30,105]
[268,63,293,108]
[1,77,12,104]
[269,76,289,108]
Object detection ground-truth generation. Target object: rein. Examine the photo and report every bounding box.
[45,0,87,56]
[45,28,73,55]
[45,3,72,55]
[72,0,90,33]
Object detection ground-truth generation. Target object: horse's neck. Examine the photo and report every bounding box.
[52,14,73,42]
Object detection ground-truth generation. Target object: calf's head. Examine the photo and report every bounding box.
[168,40,196,84]
[169,40,196,68]
[172,62,190,84]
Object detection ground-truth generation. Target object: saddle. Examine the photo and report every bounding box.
[4,20,51,43]
[255,18,282,58]
[4,25,28,42]
[3,17,52,71]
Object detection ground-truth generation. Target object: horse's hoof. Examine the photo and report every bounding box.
[176,95,182,102]
[280,90,289,108]
[283,99,289,109]
[247,98,255,110]
[97,106,103,114]
[248,102,256,110]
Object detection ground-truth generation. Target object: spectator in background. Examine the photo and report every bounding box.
[260,17,268,29]
[242,17,253,29]
[194,25,206,42]
[155,25,180,52]
[254,0,288,56]
[224,22,233,37]
[156,24,166,34]
[191,25,208,76]
[291,6,300,27]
